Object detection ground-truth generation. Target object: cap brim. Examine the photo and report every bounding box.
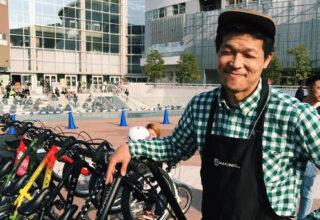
[218,9,276,40]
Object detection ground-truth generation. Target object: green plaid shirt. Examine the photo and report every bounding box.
[129,80,320,217]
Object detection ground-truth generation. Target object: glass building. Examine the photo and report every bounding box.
[126,0,146,82]
[8,0,126,90]
[0,0,10,72]
[143,0,320,84]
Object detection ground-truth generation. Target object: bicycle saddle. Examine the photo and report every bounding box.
[57,205,78,220]
[0,160,13,177]
[17,188,51,216]
[2,174,29,197]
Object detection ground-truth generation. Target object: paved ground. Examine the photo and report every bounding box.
[40,115,320,219]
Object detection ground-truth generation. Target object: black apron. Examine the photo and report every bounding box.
[200,81,287,220]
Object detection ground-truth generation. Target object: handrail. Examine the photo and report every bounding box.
[127,82,306,90]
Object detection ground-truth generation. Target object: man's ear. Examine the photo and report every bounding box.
[263,52,274,69]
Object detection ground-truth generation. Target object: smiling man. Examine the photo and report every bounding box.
[106,9,320,220]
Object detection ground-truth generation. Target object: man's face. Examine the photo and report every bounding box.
[217,33,273,99]
[309,80,320,102]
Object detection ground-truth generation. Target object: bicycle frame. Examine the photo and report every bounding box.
[9,145,59,219]
[39,158,93,219]
[14,145,91,219]
[0,136,41,192]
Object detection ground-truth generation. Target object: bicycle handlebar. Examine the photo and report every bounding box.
[55,139,101,159]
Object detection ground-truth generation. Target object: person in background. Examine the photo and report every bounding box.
[295,82,305,102]
[0,80,3,95]
[146,123,161,138]
[5,82,11,95]
[297,75,320,219]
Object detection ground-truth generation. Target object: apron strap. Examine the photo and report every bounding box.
[249,79,269,138]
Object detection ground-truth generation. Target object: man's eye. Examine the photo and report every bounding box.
[244,54,255,58]
[221,51,231,55]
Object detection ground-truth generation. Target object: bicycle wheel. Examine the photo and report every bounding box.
[121,168,175,220]
[175,183,192,214]
[88,173,122,214]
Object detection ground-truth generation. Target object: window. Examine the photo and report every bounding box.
[103,44,109,53]
[10,35,23,46]
[227,0,243,5]
[110,14,119,24]
[152,10,158,19]
[93,23,101,31]
[110,34,119,44]
[44,38,55,49]
[111,44,119,53]
[110,3,119,14]
[179,3,185,14]
[93,42,102,52]
[173,5,179,15]
[65,40,76,50]
[159,8,165,18]
[0,34,7,46]
[110,24,119,33]
[56,39,64,49]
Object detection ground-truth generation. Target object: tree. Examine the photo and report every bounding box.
[262,55,282,85]
[143,50,165,82]
[287,45,312,84]
[177,53,200,83]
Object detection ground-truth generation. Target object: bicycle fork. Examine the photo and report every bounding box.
[96,174,123,220]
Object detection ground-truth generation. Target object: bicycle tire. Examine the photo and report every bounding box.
[88,173,122,214]
[175,183,192,214]
[121,168,175,220]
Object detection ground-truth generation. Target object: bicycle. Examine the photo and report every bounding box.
[16,139,110,219]
[97,158,187,220]
[58,146,190,220]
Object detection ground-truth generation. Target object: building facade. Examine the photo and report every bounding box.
[0,0,10,75]
[143,0,320,84]
[126,0,146,82]
[8,0,127,91]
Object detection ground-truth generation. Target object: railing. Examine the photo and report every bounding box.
[134,82,304,90]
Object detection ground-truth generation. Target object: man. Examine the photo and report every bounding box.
[106,9,320,219]
[297,75,320,219]
[295,81,305,102]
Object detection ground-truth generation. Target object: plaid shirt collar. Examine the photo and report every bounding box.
[218,80,262,116]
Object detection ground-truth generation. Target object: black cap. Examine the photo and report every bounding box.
[218,9,276,41]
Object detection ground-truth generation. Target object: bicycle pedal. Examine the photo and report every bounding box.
[54,200,64,210]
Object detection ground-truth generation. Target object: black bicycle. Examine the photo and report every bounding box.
[96,158,187,220]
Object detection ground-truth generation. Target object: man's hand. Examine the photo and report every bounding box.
[105,143,131,184]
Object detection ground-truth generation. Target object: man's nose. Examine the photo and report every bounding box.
[230,54,243,68]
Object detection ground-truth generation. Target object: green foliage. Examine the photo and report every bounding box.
[287,45,312,84]
[143,50,165,82]
[262,55,282,85]
[177,53,200,83]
